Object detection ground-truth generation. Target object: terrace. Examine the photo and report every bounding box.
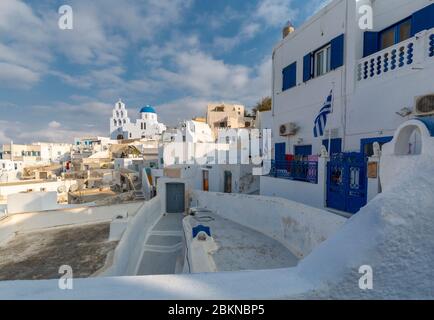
[357,28,434,83]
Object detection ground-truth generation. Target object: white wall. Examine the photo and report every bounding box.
[191,190,346,258]
[7,192,60,214]
[103,197,163,276]
[0,202,143,245]
[0,180,77,201]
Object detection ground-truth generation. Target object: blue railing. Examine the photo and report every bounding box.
[270,160,318,184]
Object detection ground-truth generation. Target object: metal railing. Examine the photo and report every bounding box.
[270,160,318,184]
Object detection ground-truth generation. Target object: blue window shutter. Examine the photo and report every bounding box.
[330,34,345,70]
[411,4,434,35]
[303,53,312,82]
[363,31,379,57]
[282,62,297,91]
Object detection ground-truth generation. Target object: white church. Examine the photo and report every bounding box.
[110,100,167,140]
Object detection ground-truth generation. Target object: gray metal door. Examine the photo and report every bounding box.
[166,183,185,213]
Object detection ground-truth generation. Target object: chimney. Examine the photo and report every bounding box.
[282,21,295,39]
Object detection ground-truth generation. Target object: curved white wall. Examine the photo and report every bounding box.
[191,190,346,258]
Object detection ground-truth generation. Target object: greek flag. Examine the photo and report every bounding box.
[313,90,333,138]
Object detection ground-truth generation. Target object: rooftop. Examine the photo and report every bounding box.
[0,222,117,281]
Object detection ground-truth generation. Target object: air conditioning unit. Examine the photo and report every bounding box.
[279,123,298,136]
[415,94,434,116]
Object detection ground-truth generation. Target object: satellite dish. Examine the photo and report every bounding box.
[69,184,79,192]
[57,185,67,193]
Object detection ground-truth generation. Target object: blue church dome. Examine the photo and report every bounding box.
[140,105,156,114]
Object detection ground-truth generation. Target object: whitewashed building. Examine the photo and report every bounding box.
[34,143,72,163]
[262,0,434,214]
[110,100,166,140]
[0,160,24,183]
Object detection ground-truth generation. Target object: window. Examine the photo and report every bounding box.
[314,45,331,77]
[380,28,395,50]
[379,19,412,50]
[282,62,297,91]
[399,20,412,42]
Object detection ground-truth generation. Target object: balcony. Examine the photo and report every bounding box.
[357,28,434,82]
[270,160,318,184]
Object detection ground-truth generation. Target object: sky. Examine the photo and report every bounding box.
[0,0,331,144]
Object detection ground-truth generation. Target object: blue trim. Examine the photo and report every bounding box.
[363,31,379,57]
[416,116,434,137]
[282,62,297,91]
[303,53,312,82]
[330,34,345,70]
[411,4,434,35]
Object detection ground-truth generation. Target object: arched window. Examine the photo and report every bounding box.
[116,111,119,117]
[121,111,123,117]
[123,119,126,124]
[114,120,117,126]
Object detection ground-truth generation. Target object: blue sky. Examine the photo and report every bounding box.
[0,0,330,143]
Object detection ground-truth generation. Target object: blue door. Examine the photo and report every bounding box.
[294,145,312,156]
[327,153,367,214]
[166,183,185,213]
[322,138,342,156]
[275,143,286,161]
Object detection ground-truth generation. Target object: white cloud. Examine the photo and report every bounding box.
[48,121,61,129]
[0,62,40,88]
[255,0,299,27]
[0,0,193,90]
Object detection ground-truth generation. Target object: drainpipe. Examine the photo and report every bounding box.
[272,50,276,118]
[341,0,350,152]
[271,49,276,158]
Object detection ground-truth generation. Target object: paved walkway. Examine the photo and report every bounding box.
[191,212,299,272]
[136,213,184,275]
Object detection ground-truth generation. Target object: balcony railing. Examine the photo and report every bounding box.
[357,28,434,82]
[270,160,318,184]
